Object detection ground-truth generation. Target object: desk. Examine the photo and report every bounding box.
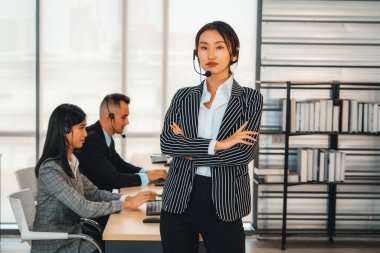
[103,153,206,253]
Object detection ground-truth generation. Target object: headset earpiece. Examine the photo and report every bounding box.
[63,125,71,134]
[105,95,115,121]
[193,49,197,60]
[231,47,239,64]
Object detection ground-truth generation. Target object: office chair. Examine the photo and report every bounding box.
[8,189,103,253]
[14,167,103,235]
[15,167,37,200]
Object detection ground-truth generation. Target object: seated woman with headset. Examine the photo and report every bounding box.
[32,103,157,253]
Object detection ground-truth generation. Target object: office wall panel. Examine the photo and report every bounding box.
[262,45,380,66]
[258,184,329,229]
[345,156,380,184]
[339,135,380,149]
[260,84,331,102]
[335,221,380,230]
[260,135,330,149]
[262,22,380,44]
[263,0,380,22]
[340,88,380,103]
[261,66,380,82]
[336,184,380,230]
[259,197,328,214]
[258,185,380,230]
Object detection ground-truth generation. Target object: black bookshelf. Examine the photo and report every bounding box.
[254,81,380,250]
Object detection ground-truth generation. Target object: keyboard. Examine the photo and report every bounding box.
[146,200,162,216]
[150,154,168,164]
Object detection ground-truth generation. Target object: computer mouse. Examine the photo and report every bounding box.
[154,178,165,186]
[143,217,160,223]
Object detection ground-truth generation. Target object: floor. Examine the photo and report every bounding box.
[1,235,379,253]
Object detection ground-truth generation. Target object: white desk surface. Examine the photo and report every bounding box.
[103,153,166,241]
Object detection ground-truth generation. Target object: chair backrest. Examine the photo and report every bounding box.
[8,189,36,238]
[9,190,102,252]
[15,167,37,200]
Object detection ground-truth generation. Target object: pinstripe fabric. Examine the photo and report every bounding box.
[31,159,123,253]
[160,79,263,222]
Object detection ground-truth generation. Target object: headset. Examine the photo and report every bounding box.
[192,46,239,80]
[63,104,72,134]
[193,49,211,78]
[105,96,126,138]
[105,96,115,120]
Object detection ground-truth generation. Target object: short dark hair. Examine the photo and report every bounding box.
[35,104,86,178]
[195,21,240,67]
[101,93,130,109]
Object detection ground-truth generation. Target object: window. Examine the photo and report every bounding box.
[1,0,258,224]
[0,0,36,224]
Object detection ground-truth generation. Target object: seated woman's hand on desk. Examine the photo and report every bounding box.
[123,191,158,209]
[146,169,167,183]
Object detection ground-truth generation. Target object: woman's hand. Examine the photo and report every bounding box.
[171,122,184,136]
[123,191,158,209]
[214,121,257,152]
[171,122,193,160]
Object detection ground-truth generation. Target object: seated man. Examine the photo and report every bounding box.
[77,93,167,192]
[77,94,166,227]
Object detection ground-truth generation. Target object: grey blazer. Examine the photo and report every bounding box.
[31,159,123,253]
[160,80,263,222]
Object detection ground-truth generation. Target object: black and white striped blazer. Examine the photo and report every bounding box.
[160,79,263,222]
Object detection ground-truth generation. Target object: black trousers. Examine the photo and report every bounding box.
[93,215,109,230]
[160,175,245,253]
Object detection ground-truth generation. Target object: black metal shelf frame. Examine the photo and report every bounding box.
[255,81,380,250]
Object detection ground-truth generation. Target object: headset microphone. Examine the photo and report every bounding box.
[203,71,212,77]
[193,50,212,78]
[110,117,126,139]
[106,97,126,139]
[110,114,126,138]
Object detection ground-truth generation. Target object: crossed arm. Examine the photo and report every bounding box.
[160,89,263,167]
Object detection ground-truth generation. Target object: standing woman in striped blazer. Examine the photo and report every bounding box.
[160,21,263,253]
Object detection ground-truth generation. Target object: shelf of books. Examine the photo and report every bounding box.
[254,81,380,249]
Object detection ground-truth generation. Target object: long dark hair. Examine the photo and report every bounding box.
[35,104,86,178]
[195,21,240,74]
